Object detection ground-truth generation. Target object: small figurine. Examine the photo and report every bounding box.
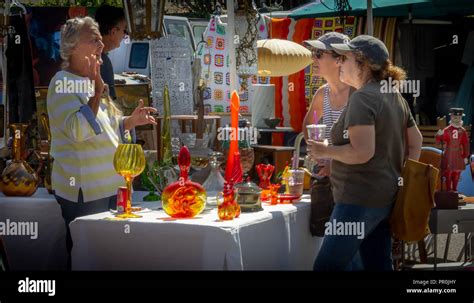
[436,108,470,192]
[281,165,290,194]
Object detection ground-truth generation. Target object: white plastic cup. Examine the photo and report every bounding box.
[288,169,305,197]
[307,124,327,142]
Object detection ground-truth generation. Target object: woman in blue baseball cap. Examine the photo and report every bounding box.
[302,32,356,244]
[307,35,423,271]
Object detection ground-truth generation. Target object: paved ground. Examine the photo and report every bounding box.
[404,232,473,268]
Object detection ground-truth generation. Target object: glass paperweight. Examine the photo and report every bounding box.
[202,152,225,207]
[161,146,207,218]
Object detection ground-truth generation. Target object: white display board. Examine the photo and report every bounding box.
[150,36,193,116]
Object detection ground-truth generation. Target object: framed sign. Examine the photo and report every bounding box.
[124,0,165,40]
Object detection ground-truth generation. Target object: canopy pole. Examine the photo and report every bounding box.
[367,0,373,35]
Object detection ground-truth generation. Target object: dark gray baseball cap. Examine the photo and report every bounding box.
[303,32,350,51]
[331,35,389,66]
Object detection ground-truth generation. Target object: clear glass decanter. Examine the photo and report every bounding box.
[202,151,225,207]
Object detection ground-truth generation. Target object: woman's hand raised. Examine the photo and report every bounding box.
[124,99,158,130]
[85,54,104,97]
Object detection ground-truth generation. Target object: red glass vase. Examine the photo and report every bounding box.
[256,164,274,189]
[162,146,207,218]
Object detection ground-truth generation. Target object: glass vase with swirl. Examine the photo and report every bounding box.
[161,146,207,218]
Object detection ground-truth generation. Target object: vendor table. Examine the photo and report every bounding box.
[0,188,67,270]
[70,195,321,270]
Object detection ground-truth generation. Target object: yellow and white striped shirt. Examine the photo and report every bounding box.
[47,70,132,202]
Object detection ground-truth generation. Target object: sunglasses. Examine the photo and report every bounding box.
[336,55,347,64]
[312,49,340,60]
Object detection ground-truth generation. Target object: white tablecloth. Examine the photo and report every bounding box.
[71,195,321,270]
[0,188,67,270]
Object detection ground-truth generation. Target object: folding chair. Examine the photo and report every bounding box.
[406,147,442,264]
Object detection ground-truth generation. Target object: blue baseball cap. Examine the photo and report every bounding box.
[331,35,389,66]
[304,32,350,51]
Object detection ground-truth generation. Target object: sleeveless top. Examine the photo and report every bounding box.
[310,84,347,176]
[322,85,346,144]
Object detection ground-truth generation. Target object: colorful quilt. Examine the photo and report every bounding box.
[196,15,269,114]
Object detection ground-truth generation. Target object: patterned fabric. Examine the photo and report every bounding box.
[47,70,132,202]
[196,15,269,114]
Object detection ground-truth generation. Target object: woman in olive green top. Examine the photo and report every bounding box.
[307,35,423,271]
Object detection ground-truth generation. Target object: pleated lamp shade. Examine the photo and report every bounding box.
[257,39,313,77]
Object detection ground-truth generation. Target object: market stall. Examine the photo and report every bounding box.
[0,0,473,274]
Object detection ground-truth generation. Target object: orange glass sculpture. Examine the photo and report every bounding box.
[217,181,240,220]
[256,164,274,201]
[225,91,240,182]
[0,123,39,196]
[162,146,207,218]
[113,144,146,218]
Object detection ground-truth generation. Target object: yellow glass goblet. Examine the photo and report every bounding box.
[113,144,146,218]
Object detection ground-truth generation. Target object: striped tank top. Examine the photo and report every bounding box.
[322,85,346,144]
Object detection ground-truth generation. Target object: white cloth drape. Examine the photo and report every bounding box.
[71,196,321,270]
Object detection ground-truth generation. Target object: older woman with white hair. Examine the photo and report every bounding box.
[47,16,156,268]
